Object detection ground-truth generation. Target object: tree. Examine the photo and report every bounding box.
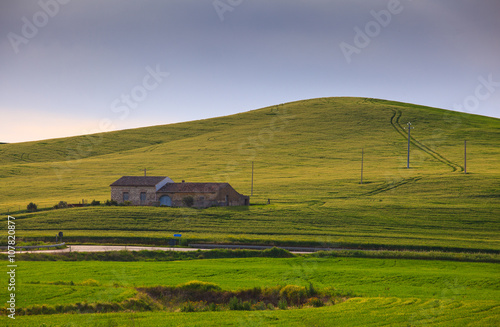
[27,202,38,212]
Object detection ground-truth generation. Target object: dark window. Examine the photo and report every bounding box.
[140,192,147,204]
[123,192,129,202]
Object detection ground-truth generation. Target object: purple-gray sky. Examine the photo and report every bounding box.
[1,0,499,143]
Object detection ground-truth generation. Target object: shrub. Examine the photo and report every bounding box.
[54,201,68,209]
[307,282,317,297]
[27,202,38,212]
[253,301,267,310]
[278,298,288,310]
[123,201,132,206]
[228,296,251,311]
[105,199,118,206]
[177,280,222,292]
[180,301,196,312]
[306,297,324,307]
[182,196,194,207]
[208,303,219,311]
[280,285,307,305]
[90,199,100,206]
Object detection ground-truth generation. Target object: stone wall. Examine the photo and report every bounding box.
[110,186,157,205]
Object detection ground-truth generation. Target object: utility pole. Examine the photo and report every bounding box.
[464,140,467,174]
[360,148,364,184]
[404,122,414,169]
[251,161,254,196]
[143,168,147,176]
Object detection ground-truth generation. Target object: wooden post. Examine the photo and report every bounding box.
[464,140,467,174]
[251,162,254,196]
[360,148,364,184]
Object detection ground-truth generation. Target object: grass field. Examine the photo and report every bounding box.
[1,97,499,325]
[1,256,499,326]
[1,97,499,252]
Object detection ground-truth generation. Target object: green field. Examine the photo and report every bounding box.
[1,97,499,252]
[1,256,499,326]
[1,97,499,325]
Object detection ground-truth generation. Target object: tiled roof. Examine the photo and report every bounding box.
[110,176,168,187]
[158,182,229,193]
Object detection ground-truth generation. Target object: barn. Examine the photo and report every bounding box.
[110,176,249,208]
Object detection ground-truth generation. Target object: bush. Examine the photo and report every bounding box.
[54,201,68,209]
[280,285,307,305]
[177,280,222,292]
[105,199,118,206]
[90,200,100,206]
[27,202,38,212]
[307,282,317,297]
[182,196,194,207]
[180,301,196,312]
[208,303,219,311]
[278,298,288,310]
[306,297,324,307]
[253,301,267,310]
[228,296,251,311]
[122,201,132,206]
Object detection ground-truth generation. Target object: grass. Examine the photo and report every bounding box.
[0,97,499,325]
[1,97,499,253]
[1,257,498,325]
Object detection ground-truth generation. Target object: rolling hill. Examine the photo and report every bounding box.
[1,97,499,251]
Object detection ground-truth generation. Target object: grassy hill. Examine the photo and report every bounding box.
[1,97,499,251]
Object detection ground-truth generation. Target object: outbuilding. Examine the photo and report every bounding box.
[110,176,249,208]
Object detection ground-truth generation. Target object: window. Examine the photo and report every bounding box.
[123,192,129,202]
[140,192,147,204]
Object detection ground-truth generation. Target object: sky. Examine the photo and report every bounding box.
[1,0,499,143]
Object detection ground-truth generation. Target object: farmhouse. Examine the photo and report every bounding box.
[110,176,249,208]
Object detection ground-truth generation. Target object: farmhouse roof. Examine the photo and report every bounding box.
[158,182,230,193]
[110,176,169,187]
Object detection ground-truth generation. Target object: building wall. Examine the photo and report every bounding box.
[111,186,157,206]
[157,186,248,208]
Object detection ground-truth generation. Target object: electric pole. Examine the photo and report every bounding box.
[360,148,364,184]
[464,140,467,174]
[404,122,414,169]
[251,161,254,196]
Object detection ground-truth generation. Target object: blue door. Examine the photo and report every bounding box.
[159,195,172,207]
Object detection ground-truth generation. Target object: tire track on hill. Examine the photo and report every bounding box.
[363,177,422,196]
[390,109,462,172]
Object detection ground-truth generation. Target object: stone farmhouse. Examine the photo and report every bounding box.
[110,176,249,208]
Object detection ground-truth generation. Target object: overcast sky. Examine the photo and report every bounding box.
[1,0,499,143]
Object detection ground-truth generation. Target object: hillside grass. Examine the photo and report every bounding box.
[1,97,499,252]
